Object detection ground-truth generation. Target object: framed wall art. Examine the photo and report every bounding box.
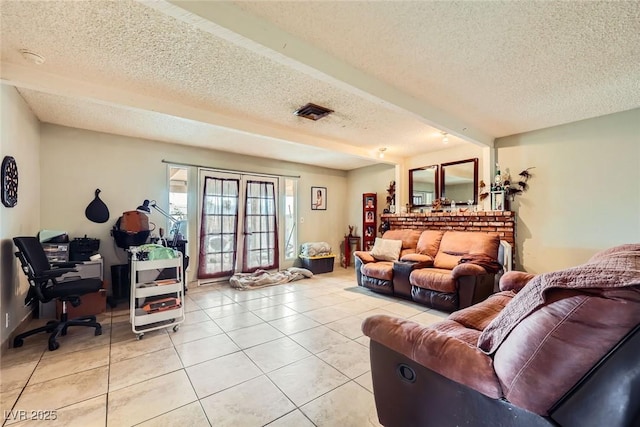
[311,186,327,210]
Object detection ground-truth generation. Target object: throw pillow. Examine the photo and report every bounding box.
[371,238,403,261]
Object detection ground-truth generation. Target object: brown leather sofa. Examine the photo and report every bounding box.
[354,229,502,311]
[362,244,640,427]
[354,229,422,294]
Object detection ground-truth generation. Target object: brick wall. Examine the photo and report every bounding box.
[381,211,516,249]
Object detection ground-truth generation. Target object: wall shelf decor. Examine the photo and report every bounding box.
[2,155,18,207]
[363,193,377,251]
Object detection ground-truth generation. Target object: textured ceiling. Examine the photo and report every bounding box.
[1,1,638,170]
[235,0,640,137]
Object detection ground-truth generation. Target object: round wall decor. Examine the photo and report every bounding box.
[2,156,19,207]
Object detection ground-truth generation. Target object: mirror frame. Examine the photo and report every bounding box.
[439,158,478,205]
[409,165,439,208]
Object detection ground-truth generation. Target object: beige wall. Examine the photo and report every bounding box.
[496,108,640,273]
[404,143,488,209]
[346,164,396,241]
[0,85,41,345]
[40,124,349,287]
[406,143,485,171]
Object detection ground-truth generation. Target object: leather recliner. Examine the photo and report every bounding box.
[355,229,503,311]
[354,229,422,294]
[362,244,640,427]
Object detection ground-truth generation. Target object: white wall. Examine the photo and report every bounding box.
[496,108,640,273]
[0,85,41,346]
[40,124,349,288]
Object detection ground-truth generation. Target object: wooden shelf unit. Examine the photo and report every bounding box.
[362,193,377,251]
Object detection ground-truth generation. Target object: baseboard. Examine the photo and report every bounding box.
[1,311,35,352]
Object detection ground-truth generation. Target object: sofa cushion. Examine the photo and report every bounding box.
[361,261,394,280]
[371,238,403,261]
[493,287,640,415]
[410,268,457,293]
[382,229,422,250]
[400,253,434,264]
[415,230,444,257]
[434,231,500,270]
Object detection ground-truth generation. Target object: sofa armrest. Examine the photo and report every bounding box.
[362,314,502,398]
[499,271,536,292]
[457,274,496,309]
[451,263,487,279]
[399,253,434,266]
[354,251,375,263]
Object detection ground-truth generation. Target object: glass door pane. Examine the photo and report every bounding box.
[198,175,239,279]
[242,179,278,272]
[284,178,297,260]
[168,166,188,241]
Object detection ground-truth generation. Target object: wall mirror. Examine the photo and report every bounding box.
[409,165,438,207]
[440,158,478,205]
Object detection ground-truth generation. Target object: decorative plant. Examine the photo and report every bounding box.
[495,166,535,201]
[505,168,534,200]
[479,180,489,202]
[385,180,396,211]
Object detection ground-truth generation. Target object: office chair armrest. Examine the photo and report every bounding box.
[36,268,77,280]
[52,261,80,268]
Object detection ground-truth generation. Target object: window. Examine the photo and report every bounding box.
[169,166,188,240]
[284,178,297,260]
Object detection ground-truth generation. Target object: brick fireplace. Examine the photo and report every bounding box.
[381,211,516,260]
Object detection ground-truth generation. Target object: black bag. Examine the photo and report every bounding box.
[85,189,110,223]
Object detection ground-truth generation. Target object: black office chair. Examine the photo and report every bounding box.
[13,237,102,351]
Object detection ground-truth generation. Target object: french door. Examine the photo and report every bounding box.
[197,171,279,280]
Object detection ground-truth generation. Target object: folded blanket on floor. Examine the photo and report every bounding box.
[230,267,313,289]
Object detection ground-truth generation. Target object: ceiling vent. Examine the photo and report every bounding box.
[293,103,334,121]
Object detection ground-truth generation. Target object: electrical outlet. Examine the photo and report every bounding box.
[5,313,8,328]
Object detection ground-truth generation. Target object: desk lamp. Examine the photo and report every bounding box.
[136,200,179,246]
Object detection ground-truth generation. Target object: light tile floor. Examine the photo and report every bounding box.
[0,268,448,427]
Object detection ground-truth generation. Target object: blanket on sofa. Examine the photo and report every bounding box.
[458,254,503,274]
[230,267,313,290]
[478,244,640,354]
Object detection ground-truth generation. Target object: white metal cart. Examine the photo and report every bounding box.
[130,247,185,340]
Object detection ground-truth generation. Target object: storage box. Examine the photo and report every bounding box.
[56,287,107,319]
[299,254,335,274]
[42,243,69,263]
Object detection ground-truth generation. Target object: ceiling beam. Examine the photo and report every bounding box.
[158,0,495,148]
[1,61,402,164]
